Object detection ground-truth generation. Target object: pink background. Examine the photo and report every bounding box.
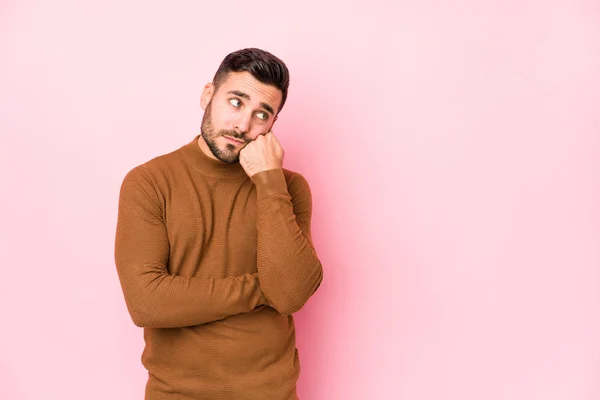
[1,1,599,399]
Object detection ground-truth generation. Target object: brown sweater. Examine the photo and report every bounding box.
[114,135,323,399]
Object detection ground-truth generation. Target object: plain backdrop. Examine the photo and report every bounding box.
[1,1,599,399]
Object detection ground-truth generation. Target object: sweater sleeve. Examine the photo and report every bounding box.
[251,168,323,315]
[114,166,267,328]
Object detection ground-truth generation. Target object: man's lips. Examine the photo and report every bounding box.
[223,135,246,145]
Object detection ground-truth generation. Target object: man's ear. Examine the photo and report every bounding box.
[200,83,214,110]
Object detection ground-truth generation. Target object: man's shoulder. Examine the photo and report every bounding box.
[126,143,187,177]
[280,167,300,179]
[142,145,186,172]
[282,167,310,184]
[281,168,312,198]
[120,142,190,191]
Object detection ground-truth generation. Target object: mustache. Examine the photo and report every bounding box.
[220,130,249,143]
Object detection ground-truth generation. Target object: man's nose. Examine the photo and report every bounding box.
[234,112,252,134]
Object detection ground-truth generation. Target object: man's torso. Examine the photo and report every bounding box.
[138,141,300,399]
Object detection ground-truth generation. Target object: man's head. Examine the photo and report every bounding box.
[199,48,290,164]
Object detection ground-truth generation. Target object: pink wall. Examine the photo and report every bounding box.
[1,1,599,399]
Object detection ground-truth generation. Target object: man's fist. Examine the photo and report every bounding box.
[239,131,284,178]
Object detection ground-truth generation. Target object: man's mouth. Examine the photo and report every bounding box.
[223,135,246,145]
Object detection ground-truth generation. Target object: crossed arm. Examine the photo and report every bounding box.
[114,167,267,328]
[114,166,323,328]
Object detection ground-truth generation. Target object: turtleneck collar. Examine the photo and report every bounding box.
[180,134,249,180]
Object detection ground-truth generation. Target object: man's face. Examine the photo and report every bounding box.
[200,71,282,163]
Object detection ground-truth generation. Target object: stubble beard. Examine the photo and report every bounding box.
[200,102,248,164]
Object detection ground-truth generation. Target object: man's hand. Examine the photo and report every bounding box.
[240,131,284,178]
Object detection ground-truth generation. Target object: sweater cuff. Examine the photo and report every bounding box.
[250,169,289,198]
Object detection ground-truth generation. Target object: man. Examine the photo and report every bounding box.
[114,48,323,399]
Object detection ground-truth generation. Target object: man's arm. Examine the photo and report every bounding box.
[251,168,323,315]
[114,166,267,328]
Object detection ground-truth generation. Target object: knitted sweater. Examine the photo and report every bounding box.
[114,135,323,399]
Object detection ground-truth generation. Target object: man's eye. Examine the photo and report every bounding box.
[229,99,241,107]
[256,112,268,120]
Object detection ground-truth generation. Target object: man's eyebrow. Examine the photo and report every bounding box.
[227,90,275,116]
[259,102,275,116]
[228,90,250,100]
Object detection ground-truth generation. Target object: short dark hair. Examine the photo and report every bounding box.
[212,48,290,113]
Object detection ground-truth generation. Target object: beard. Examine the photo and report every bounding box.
[200,101,249,164]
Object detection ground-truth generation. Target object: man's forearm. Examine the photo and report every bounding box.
[114,262,267,328]
[252,169,323,315]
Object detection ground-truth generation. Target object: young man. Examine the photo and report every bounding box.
[114,48,323,399]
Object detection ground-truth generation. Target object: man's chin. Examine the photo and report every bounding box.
[219,156,240,164]
[214,148,241,164]
[205,138,240,164]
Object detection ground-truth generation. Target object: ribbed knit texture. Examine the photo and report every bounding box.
[114,135,323,400]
